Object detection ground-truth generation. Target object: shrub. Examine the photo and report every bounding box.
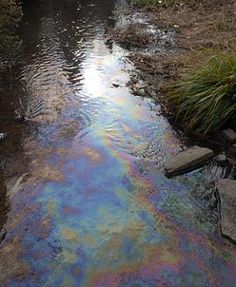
[167,50,236,134]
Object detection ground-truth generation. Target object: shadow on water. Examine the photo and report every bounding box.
[0,169,8,233]
[0,66,27,158]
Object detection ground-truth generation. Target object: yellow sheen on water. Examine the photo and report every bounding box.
[61,229,80,244]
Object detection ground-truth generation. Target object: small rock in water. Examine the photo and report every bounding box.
[14,110,25,122]
[217,179,236,242]
[135,81,146,89]
[0,133,6,140]
[112,82,120,88]
[0,228,7,242]
[215,154,227,164]
[228,157,236,166]
[222,129,236,143]
[139,88,146,96]
[112,78,125,88]
[165,145,214,177]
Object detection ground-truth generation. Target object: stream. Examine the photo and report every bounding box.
[0,0,235,286]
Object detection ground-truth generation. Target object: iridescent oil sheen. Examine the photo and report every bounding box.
[0,0,235,286]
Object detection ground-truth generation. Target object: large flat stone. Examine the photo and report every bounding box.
[165,146,214,177]
[217,179,236,242]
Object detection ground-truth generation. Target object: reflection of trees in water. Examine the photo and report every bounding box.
[22,0,116,59]
[0,0,121,239]
[20,0,117,103]
[0,0,22,65]
[0,0,118,128]
[0,67,23,119]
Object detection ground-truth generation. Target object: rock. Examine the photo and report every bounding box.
[165,146,214,177]
[105,38,113,45]
[135,81,146,89]
[112,78,126,88]
[217,179,236,242]
[222,129,236,143]
[112,82,120,88]
[139,88,146,96]
[228,145,236,157]
[132,87,146,96]
[227,144,236,166]
[215,154,227,164]
[228,157,236,166]
[0,133,6,140]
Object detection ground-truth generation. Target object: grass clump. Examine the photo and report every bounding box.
[167,50,236,135]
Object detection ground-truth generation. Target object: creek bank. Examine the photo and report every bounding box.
[110,2,236,243]
[110,1,236,132]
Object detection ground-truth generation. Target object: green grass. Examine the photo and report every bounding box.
[167,50,236,134]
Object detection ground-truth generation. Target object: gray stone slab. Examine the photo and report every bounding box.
[217,179,236,242]
[165,146,214,177]
[223,129,236,143]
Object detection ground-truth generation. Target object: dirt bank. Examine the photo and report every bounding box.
[110,0,236,135]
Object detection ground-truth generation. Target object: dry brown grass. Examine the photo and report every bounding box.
[127,0,236,95]
[155,1,236,51]
[120,0,236,136]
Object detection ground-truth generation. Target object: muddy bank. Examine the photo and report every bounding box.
[109,1,236,156]
[110,1,236,132]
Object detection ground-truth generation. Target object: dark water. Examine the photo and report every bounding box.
[0,0,235,286]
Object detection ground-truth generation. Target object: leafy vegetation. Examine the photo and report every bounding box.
[167,50,236,134]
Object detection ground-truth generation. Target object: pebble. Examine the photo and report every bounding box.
[112,82,120,88]
[215,154,227,164]
[228,145,236,157]
[0,133,6,140]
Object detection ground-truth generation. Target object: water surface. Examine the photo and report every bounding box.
[0,0,235,286]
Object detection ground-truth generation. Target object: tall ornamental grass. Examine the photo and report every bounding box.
[167,51,236,134]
